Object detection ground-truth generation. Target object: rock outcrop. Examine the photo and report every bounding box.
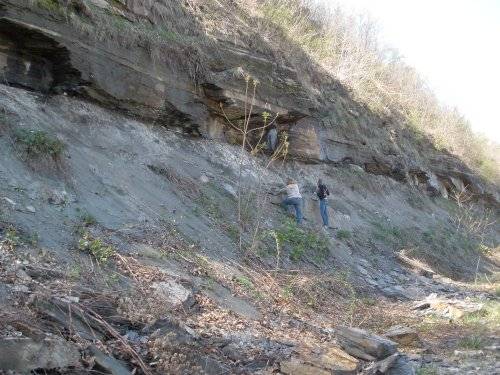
[0,0,497,205]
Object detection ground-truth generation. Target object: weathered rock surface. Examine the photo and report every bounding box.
[383,326,419,346]
[280,346,359,375]
[151,279,194,309]
[33,296,105,340]
[0,336,81,373]
[336,327,398,361]
[365,353,415,375]
[413,294,484,320]
[89,345,132,375]
[0,0,496,206]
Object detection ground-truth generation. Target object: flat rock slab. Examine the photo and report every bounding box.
[281,346,359,375]
[152,280,194,309]
[0,336,80,373]
[90,345,131,375]
[336,326,398,361]
[365,353,415,375]
[384,325,419,346]
[196,278,262,320]
[413,295,484,320]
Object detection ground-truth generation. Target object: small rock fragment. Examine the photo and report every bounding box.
[384,325,419,346]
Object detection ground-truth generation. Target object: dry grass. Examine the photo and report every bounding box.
[248,0,499,182]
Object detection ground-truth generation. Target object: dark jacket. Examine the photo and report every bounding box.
[317,184,330,199]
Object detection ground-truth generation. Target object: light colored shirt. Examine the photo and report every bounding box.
[286,183,302,199]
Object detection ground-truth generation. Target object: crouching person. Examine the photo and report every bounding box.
[282,178,303,224]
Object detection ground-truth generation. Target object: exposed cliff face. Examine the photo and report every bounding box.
[0,0,498,206]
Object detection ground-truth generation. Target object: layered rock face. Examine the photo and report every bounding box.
[0,0,497,205]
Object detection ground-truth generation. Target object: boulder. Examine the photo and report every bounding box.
[32,297,105,340]
[426,172,448,198]
[280,346,359,375]
[0,336,81,373]
[383,326,419,346]
[412,294,484,320]
[336,327,398,361]
[89,345,131,375]
[151,280,194,309]
[365,353,415,375]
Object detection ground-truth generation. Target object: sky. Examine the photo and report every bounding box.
[319,0,500,142]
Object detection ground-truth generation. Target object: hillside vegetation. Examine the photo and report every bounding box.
[249,0,499,181]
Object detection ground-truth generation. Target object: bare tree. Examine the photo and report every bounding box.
[219,72,289,253]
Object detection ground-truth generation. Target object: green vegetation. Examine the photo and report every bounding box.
[13,129,64,158]
[80,212,97,227]
[33,0,63,14]
[458,335,484,350]
[78,232,115,264]
[370,220,409,246]
[196,195,223,221]
[67,264,82,281]
[461,301,500,328]
[234,275,254,290]
[224,223,240,243]
[69,5,190,59]
[0,226,38,249]
[336,229,351,240]
[268,219,329,261]
[4,227,20,248]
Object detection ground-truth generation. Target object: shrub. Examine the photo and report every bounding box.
[234,275,254,290]
[269,219,329,261]
[13,129,64,157]
[336,229,351,240]
[78,232,115,264]
[80,212,97,227]
[3,227,20,249]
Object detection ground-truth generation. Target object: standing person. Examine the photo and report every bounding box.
[282,178,303,224]
[316,178,330,228]
[267,124,278,153]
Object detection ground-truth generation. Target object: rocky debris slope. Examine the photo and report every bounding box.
[1,224,498,375]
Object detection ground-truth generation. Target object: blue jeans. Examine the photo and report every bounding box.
[319,199,329,226]
[282,197,303,224]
